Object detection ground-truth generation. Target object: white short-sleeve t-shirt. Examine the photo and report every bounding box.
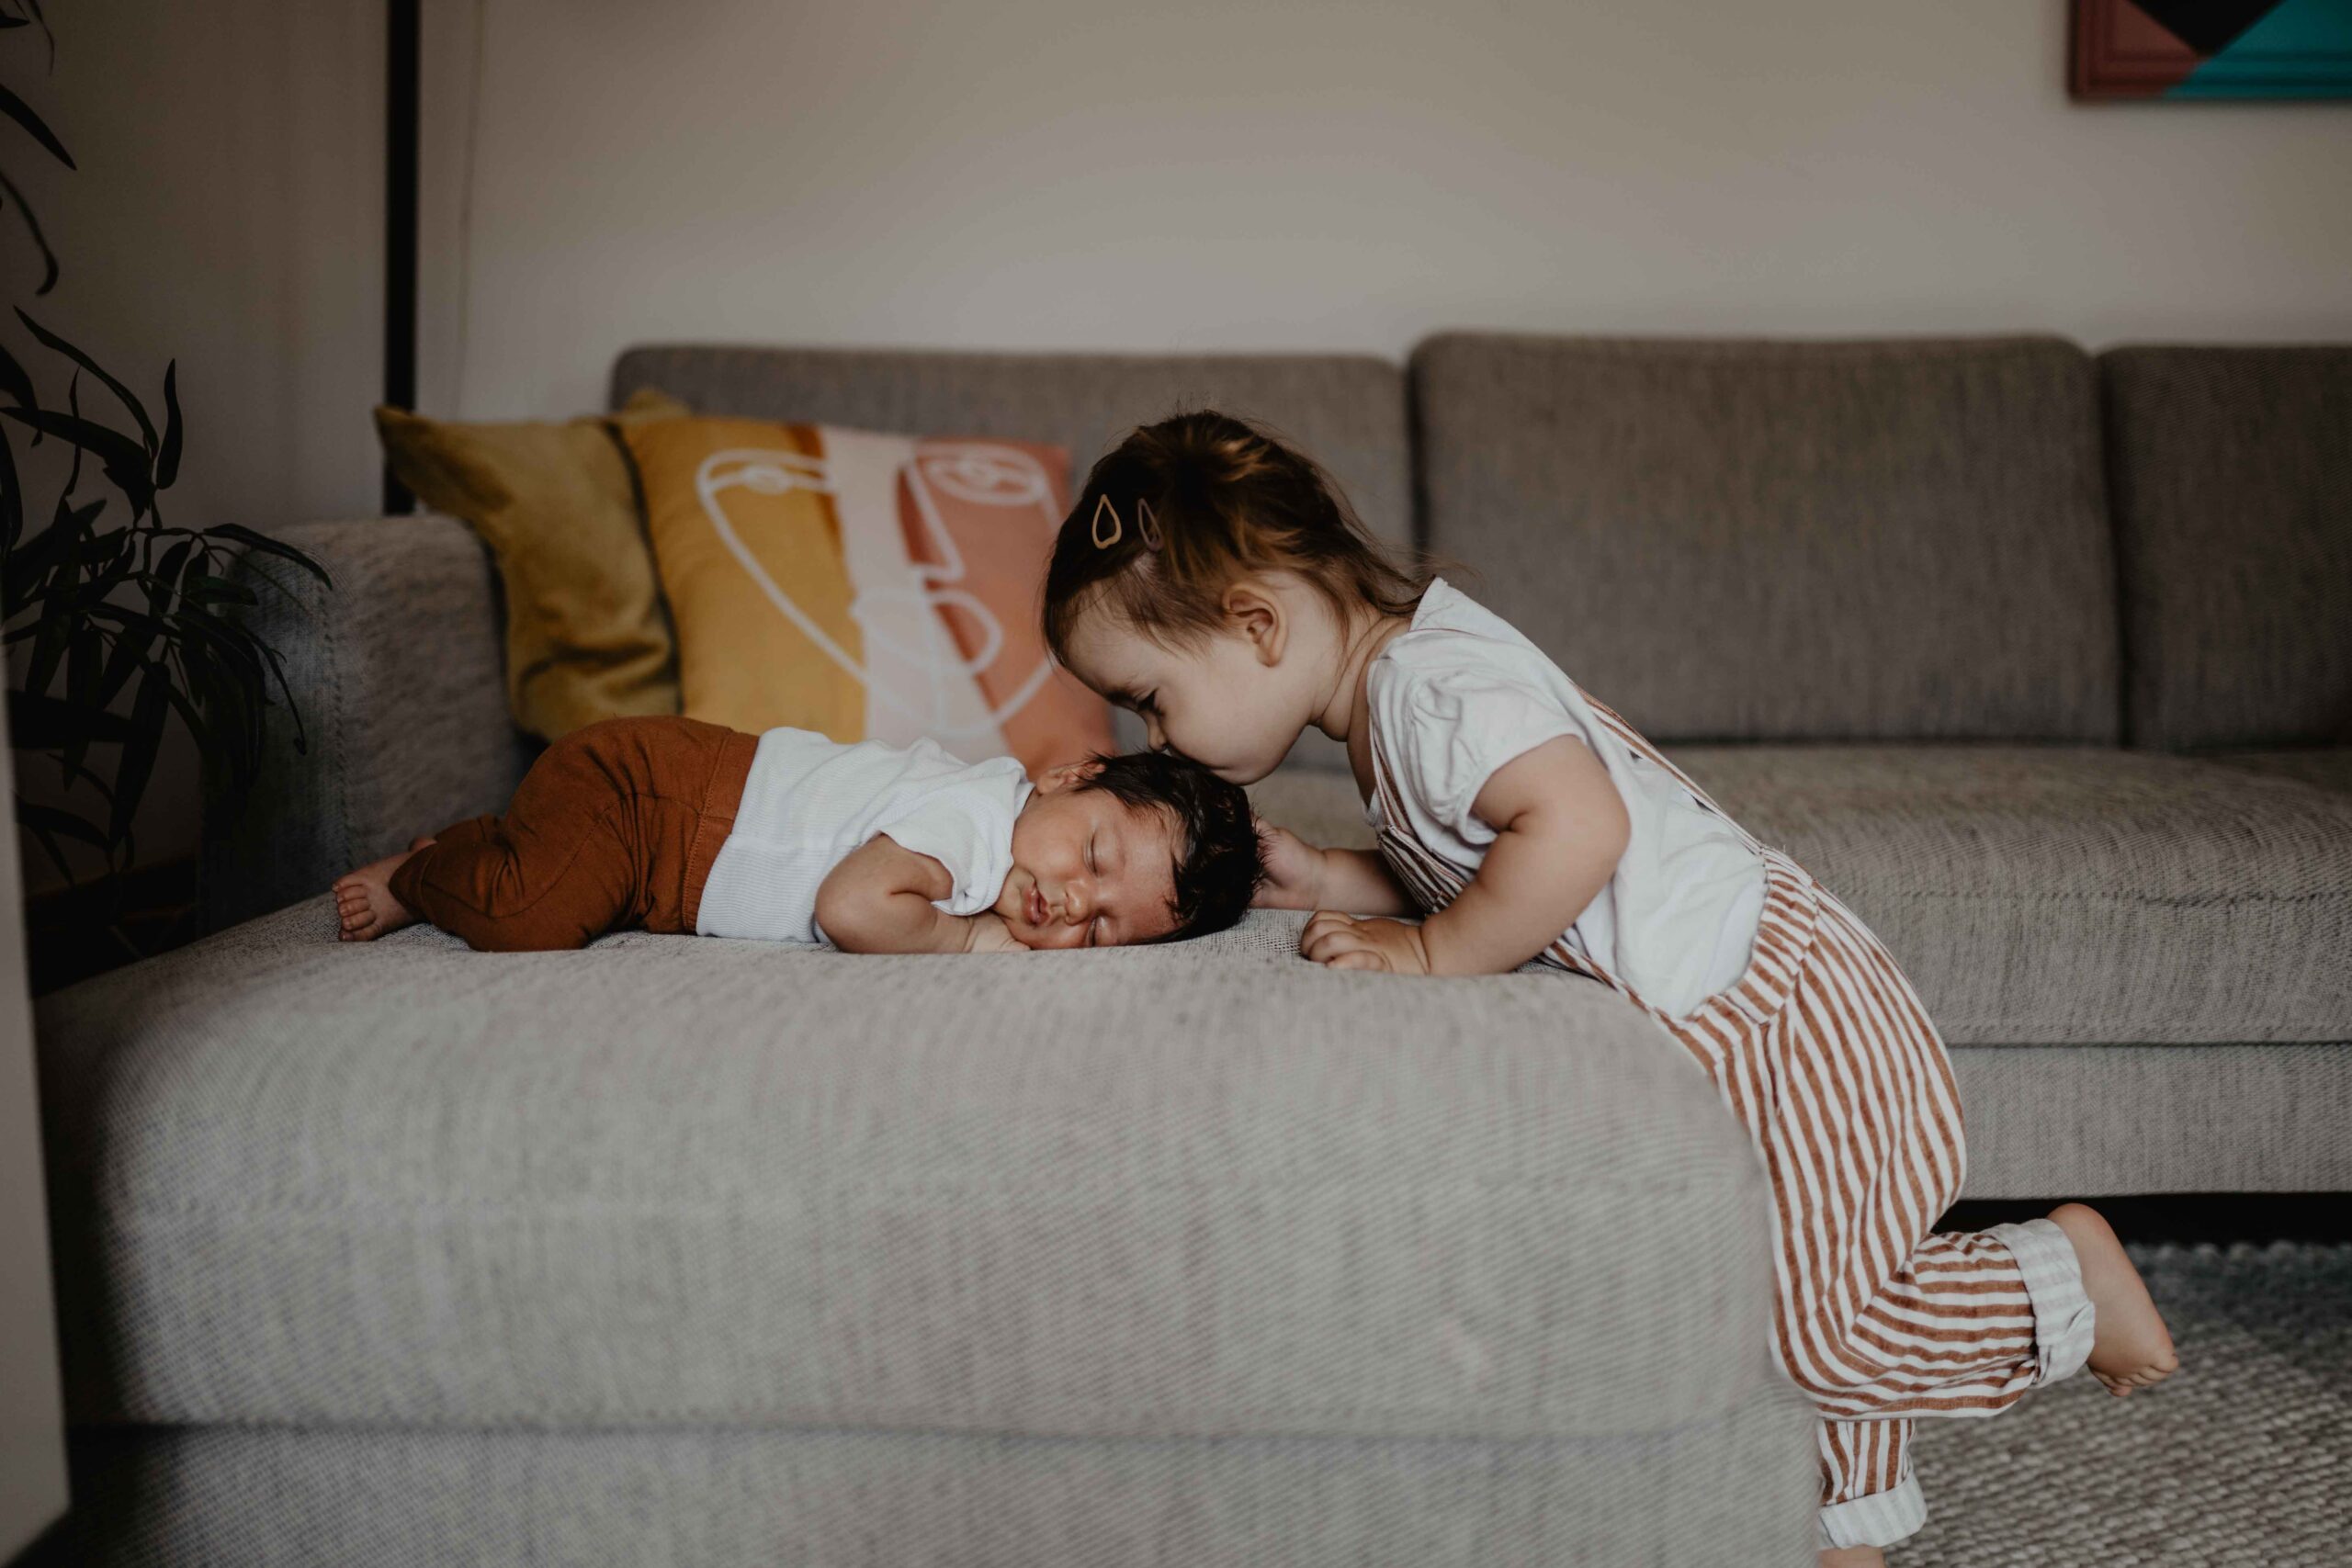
[695,729,1034,945]
[1366,580,1766,1016]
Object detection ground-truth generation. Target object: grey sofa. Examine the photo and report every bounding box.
[35,337,2350,1565]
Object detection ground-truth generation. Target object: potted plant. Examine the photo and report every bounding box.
[2,4,327,980]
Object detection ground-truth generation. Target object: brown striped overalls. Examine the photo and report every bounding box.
[1368,682,2091,1548]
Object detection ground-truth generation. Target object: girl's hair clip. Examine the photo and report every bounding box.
[1091,494,1166,551]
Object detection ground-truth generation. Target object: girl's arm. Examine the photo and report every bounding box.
[816,836,1016,953]
[1303,736,1627,976]
[1254,825,1415,916]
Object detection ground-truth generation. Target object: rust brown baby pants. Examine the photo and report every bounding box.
[389,716,758,951]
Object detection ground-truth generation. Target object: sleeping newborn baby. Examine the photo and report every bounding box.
[333,716,1264,953]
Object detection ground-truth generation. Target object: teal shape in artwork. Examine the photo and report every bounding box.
[2167,0,2352,97]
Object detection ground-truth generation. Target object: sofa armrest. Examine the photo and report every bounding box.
[200,515,536,932]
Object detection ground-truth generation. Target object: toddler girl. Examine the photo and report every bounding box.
[1039,412,2178,1565]
[333,715,1261,954]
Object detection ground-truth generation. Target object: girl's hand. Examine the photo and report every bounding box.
[1300,910,1431,976]
[1253,820,1327,909]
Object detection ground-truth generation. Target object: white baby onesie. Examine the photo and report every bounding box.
[695,729,1034,945]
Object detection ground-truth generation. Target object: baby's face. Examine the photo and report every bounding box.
[997,765,1182,949]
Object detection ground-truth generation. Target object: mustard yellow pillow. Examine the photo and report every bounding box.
[620,417,1114,776]
[375,388,688,740]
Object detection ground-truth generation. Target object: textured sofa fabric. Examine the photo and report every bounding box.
[42,900,1770,1438]
[2211,749,2352,794]
[1411,333,2120,744]
[2102,346,2352,750]
[1256,754,2352,1046]
[1252,768,2352,1196]
[1668,745,2352,1044]
[40,898,1814,1565]
[64,1411,1817,1568]
[200,515,536,933]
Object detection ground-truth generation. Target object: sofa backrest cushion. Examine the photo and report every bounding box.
[2102,345,2352,750]
[610,347,1412,550]
[1411,334,2119,743]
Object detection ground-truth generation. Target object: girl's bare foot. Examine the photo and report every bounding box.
[2048,1201,2179,1397]
[1819,1547,1886,1567]
[332,837,434,942]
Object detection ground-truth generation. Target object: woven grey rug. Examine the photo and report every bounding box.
[1901,1242,2351,1565]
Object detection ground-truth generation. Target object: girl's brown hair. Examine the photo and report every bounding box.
[1041,410,1426,664]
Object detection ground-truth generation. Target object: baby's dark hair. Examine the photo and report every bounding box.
[1076,750,1263,941]
[1042,410,1425,663]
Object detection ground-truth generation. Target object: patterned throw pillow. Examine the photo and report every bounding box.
[620,417,1114,777]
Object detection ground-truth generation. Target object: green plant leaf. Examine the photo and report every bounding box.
[0,82,74,170]
[254,639,308,756]
[0,166,62,297]
[20,609,67,700]
[19,0,52,71]
[14,310,153,451]
[204,523,333,588]
[107,667,171,844]
[93,619,152,714]
[184,572,258,607]
[0,340,37,419]
[16,800,107,886]
[3,515,68,617]
[151,536,193,601]
[2,405,154,517]
[156,360,181,487]
[6,687,133,750]
[16,802,107,848]
[62,619,101,734]
[0,424,18,553]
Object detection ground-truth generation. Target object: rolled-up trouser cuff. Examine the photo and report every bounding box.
[1817,1469,1927,1551]
[1989,1216,2098,1386]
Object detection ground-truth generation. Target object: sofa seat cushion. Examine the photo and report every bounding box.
[1246,749,2352,1045]
[38,897,1770,1441]
[1668,746,2352,1045]
[2207,749,2352,795]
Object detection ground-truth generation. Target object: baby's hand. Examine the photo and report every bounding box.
[1253,820,1326,909]
[964,912,1029,953]
[1300,910,1430,976]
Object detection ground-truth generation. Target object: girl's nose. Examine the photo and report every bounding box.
[1064,881,1091,923]
[1145,717,1166,750]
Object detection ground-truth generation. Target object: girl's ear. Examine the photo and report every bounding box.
[1222,580,1287,668]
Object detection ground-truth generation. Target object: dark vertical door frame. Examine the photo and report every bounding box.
[382,0,420,513]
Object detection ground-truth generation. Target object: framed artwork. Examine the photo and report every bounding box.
[2070,0,2352,98]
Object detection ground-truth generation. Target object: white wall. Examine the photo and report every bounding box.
[427,0,2352,422]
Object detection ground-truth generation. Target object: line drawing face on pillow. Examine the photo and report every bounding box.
[694,442,1057,740]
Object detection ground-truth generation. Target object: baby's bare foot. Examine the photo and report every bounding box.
[331,838,433,942]
[2048,1201,2178,1397]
